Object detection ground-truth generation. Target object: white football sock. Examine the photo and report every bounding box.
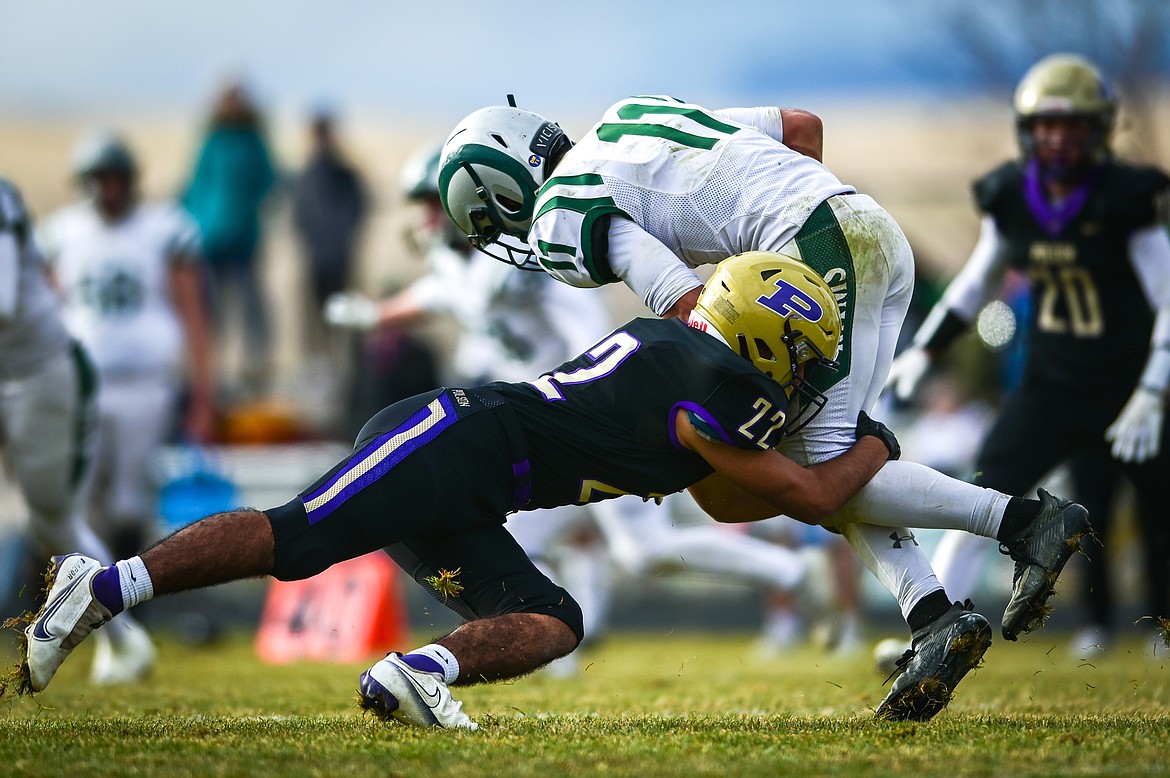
[841,522,945,622]
[116,556,154,610]
[831,460,1009,539]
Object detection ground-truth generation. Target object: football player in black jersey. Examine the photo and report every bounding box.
[888,54,1170,656]
[11,252,1088,727]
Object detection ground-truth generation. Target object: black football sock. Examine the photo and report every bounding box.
[996,497,1042,543]
[906,589,953,636]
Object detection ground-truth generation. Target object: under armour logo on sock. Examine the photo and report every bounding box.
[889,530,918,549]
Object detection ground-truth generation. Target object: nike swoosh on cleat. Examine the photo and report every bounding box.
[30,570,90,642]
[401,668,443,706]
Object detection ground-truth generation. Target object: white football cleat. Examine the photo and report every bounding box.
[24,554,112,692]
[91,619,156,685]
[359,653,477,730]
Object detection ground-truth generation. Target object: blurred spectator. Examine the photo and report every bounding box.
[39,132,214,561]
[291,108,368,354]
[182,79,276,393]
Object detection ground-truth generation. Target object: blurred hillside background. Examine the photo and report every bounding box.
[1,0,1168,638]
[2,0,1168,392]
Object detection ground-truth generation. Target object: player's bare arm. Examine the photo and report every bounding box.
[661,284,704,320]
[779,109,824,163]
[170,258,216,442]
[675,410,892,524]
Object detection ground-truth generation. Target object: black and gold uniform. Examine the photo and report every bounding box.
[973,159,1168,394]
[917,156,1170,632]
[970,159,1170,631]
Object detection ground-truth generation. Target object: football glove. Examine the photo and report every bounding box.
[1104,387,1164,463]
[324,292,379,330]
[884,347,931,402]
[856,411,900,461]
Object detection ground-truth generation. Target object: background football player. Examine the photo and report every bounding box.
[886,54,1170,657]
[0,177,153,684]
[38,133,216,563]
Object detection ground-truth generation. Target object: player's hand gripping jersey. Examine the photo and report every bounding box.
[527,96,853,310]
[492,317,792,510]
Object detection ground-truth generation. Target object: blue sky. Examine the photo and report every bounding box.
[1,0,1167,124]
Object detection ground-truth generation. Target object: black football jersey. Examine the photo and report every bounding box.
[974,159,1170,388]
[491,317,790,510]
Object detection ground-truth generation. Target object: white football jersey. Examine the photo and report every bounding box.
[38,201,202,376]
[407,241,610,383]
[528,96,854,288]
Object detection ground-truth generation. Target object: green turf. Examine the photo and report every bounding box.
[1,631,1168,777]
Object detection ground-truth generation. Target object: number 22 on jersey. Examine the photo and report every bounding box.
[529,331,641,401]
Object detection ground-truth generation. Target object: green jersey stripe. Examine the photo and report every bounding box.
[580,207,624,285]
[614,103,740,135]
[793,199,854,389]
[542,173,605,191]
[595,122,720,150]
[534,194,624,222]
[538,255,578,272]
[536,239,577,257]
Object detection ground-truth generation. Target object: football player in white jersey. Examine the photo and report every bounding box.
[38,134,215,563]
[0,177,154,684]
[327,144,834,669]
[439,96,1093,717]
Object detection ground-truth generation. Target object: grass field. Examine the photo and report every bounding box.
[2,630,1169,777]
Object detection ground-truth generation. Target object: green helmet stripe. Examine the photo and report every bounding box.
[438,142,539,221]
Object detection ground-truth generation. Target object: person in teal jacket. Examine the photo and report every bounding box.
[182,80,277,392]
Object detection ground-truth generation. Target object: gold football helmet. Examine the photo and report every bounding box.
[693,251,841,431]
[1013,53,1115,164]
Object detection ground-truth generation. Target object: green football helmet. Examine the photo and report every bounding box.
[1013,53,1115,164]
[438,104,571,269]
[692,251,842,432]
[72,131,138,181]
[400,142,443,202]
